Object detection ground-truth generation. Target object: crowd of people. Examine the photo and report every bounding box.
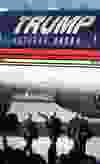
[0,109,97,164]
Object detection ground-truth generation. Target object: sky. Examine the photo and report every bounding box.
[0,0,100,10]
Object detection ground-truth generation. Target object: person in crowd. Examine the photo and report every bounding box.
[23,112,38,156]
[56,133,74,164]
[47,112,62,142]
[67,114,96,164]
[47,112,64,164]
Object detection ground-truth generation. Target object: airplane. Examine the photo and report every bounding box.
[0,65,100,136]
[0,65,100,114]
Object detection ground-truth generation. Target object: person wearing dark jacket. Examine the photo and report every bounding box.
[47,113,63,164]
[23,113,38,156]
[67,115,96,164]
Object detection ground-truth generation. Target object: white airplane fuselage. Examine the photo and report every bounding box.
[0,65,99,91]
[0,65,100,118]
